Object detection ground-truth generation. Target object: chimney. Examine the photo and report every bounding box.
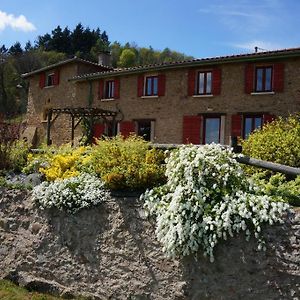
[98,51,112,67]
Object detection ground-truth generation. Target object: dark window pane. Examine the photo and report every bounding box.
[153,77,158,95]
[244,117,252,139]
[205,118,220,144]
[265,67,272,91]
[138,121,151,141]
[206,72,212,94]
[256,69,263,91]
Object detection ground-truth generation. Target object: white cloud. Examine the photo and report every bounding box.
[233,40,284,52]
[0,10,36,32]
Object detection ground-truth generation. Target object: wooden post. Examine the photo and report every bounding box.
[46,109,52,145]
[71,114,75,147]
[112,116,117,136]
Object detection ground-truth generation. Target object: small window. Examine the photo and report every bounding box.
[197,71,212,95]
[46,73,55,87]
[105,80,115,99]
[255,67,272,92]
[203,116,221,144]
[145,76,158,96]
[137,120,152,141]
[243,115,262,138]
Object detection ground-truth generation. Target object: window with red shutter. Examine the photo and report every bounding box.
[273,63,284,92]
[187,70,196,96]
[263,114,276,124]
[137,75,144,97]
[39,73,46,89]
[182,115,202,144]
[120,121,136,138]
[212,68,221,95]
[231,114,242,138]
[93,123,105,143]
[53,69,60,85]
[157,74,166,96]
[114,78,120,99]
[245,64,254,94]
[98,80,104,99]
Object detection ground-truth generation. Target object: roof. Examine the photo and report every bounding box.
[21,57,112,78]
[69,46,300,82]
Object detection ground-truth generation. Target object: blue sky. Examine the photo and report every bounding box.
[1,0,300,58]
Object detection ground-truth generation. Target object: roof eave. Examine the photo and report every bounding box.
[70,50,300,82]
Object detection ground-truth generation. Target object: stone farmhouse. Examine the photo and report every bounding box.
[22,47,300,146]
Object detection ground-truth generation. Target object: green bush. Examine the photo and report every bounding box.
[0,140,30,172]
[90,135,166,190]
[242,115,300,168]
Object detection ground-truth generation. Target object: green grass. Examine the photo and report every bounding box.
[0,280,84,300]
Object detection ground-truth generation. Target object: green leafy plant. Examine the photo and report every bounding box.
[242,115,300,169]
[89,135,166,190]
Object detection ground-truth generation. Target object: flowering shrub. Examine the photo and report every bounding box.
[90,135,166,190]
[32,173,110,213]
[142,144,289,262]
[24,144,92,181]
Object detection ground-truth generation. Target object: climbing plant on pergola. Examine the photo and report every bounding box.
[46,107,120,145]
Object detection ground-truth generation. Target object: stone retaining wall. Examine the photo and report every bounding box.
[0,189,299,299]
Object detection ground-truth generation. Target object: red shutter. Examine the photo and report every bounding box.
[263,114,276,125]
[98,80,104,99]
[114,78,120,99]
[137,75,144,97]
[188,69,196,96]
[120,121,136,138]
[245,64,254,94]
[93,123,105,143]
[39,73,46,89]
[273,63,284,92]
[212,68,221,95]
[182,115,202,144]
[231,114,242,137]
[158,74,166,96]
[53,69,60,85]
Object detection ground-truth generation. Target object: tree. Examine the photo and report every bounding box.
[118,49,137,67]
[9,42,23,56]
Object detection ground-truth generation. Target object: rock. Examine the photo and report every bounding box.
[30,222,42,234]
[24,173,42,187]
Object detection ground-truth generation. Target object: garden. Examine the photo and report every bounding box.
[1,115,300,261]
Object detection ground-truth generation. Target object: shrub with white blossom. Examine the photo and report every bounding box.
[142,144,289,262]
[33,173,110,213]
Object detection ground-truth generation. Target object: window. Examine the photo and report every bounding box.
[105,80,115,99]
[255,67,272,92]
[197,71,212,95]
[46,73,55,87]
[243,115,262,138]
[145,76,158,96]
[137,120,152,141]
[203,116,221,144]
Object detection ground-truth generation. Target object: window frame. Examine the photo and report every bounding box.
[243,114,263,139]
[145,75,158,96]
[104,80,115,99]
[135,119,155,141]
[46,72,55,87]
[255,66,273,92]
[196,70,212,95]
[202,115,221,144]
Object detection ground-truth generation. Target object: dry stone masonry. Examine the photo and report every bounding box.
[0,188,299,299]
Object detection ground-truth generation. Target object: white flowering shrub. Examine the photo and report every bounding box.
[142,144,289,262]
[33,173,110,213]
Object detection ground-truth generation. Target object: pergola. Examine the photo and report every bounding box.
[46,107,120,145]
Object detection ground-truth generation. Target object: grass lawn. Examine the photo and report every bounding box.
[0,280,84,300]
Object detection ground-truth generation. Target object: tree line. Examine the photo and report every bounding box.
[0,23,193,117]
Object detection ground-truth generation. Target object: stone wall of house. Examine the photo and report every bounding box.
[0,189,299,299]
[75,57,300,144]
[26,63,85,145]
